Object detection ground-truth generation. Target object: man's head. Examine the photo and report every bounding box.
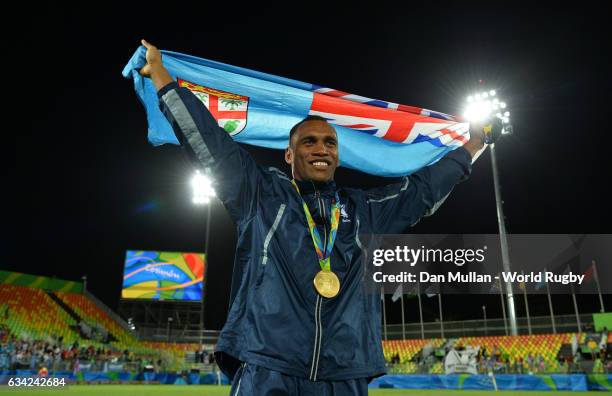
[285,116,339,182]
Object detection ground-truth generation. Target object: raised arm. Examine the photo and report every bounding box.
[366,146,473,234]
[139,40,262,223]
[365,117,497,232]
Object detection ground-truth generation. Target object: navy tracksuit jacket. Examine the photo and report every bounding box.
[157,81,472,383]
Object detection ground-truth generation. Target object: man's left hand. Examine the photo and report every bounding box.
[463,118,503,158]
[462,121,486,158]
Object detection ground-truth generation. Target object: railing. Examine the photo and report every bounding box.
[383,313,595,339]
[385,361,609,375]
[84,290,133,334]
[131,313,594,344]
[136,326,220,344]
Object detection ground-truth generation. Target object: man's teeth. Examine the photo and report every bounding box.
[312,162,328,167]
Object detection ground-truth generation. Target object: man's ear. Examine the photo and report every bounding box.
[285,147,293,164]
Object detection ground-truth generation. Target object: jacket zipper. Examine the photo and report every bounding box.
[309,294,322,381]
[309,186,327,381]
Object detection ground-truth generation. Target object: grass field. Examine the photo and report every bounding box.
[0,385,595,395]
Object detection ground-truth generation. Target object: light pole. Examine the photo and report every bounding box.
[192,170,216,344]
[482,305,487,336]
[464,90,517,336]
[167,317,173,342]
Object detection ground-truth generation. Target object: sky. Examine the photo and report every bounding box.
[8,4,611,330]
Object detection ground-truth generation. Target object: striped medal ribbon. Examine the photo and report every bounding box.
[291,180,341,298]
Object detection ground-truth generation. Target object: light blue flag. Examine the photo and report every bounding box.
[123,47,470,176]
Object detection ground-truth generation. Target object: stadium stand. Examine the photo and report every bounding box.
[0,284,79,343]
[383,338,444,364]
[0,283,208,374]
[380,332,610,374]
[457,333,574,372]
[55,291,136,346]
[1,275,611,389]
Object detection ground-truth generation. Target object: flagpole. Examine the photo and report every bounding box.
[544,268,557,334]
[400,294,406,339]
[498,275,509,335]
[438,293,444,338]
[570,278,581,333]
[417,282,425,339]
[482,305,487,336]
[521,270,532,335]
[593,260,605,313]
[381,290,387,341]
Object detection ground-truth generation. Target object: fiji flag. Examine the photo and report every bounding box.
[123,47,470,177]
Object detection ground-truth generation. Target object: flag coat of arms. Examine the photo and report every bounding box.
[123,47,470,177]
[178,79,249,135]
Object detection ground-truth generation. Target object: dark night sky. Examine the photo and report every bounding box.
[7,4,611,330]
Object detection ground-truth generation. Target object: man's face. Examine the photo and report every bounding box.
[285,120,339,182]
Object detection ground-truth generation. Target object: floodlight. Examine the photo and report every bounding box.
[192,170,216,205]
[464,100,493,122]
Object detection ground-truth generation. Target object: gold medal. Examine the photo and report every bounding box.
[313,270,340,298]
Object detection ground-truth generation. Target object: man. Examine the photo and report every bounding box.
[139,39,486,395]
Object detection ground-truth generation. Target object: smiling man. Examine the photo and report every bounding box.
[285,116,339,183]
[138,39,486,395]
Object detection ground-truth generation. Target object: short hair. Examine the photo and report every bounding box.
[289,115,331,146]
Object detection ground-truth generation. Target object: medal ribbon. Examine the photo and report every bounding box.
[291,180,340,272]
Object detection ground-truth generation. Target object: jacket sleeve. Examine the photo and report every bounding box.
[157,81,261,223]
[365,147,472,234]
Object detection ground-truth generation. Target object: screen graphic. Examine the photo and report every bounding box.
[122,250,205,301]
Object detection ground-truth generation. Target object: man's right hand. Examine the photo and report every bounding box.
[139,39,173,91]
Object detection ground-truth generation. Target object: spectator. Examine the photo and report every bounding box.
[593,357,603,374]
[537,353,545,373]
[0,344,8,370]
[527,353,534,373]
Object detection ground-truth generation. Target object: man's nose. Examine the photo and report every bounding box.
[312,142,328,155]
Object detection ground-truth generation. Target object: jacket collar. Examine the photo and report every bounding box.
[293,178,337,197]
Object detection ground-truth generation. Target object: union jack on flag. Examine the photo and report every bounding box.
[312,84,457,120]
[309,88,468,147]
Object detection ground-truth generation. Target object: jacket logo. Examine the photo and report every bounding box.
[339,204,351,223]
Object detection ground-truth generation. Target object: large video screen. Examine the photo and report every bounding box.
[121,250,205,301]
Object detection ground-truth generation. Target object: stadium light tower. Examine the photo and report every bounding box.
[191,169,216,343]
[463,89,518,336]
